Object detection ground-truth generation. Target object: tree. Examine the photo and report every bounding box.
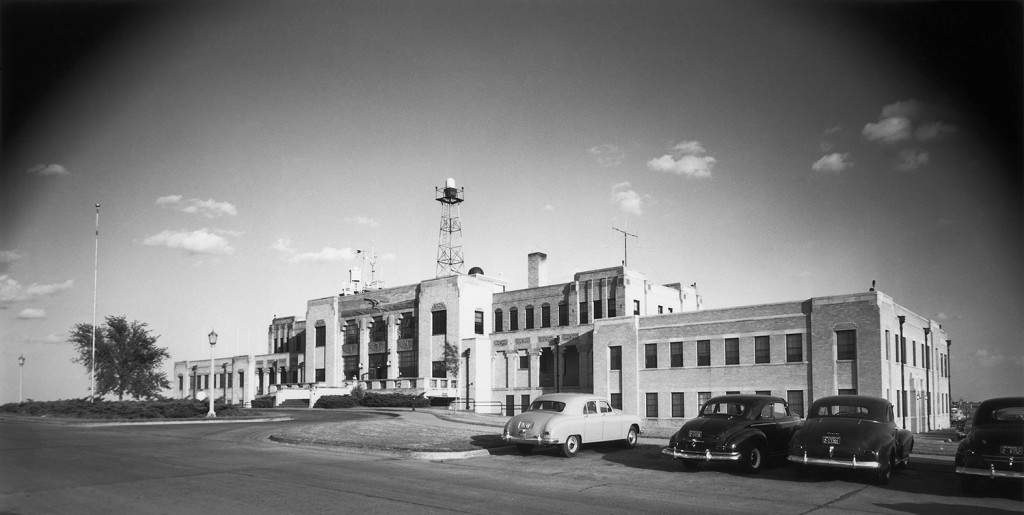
[70,315,171,401]
[442,341,460,377]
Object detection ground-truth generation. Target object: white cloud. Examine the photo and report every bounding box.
[646,140,716,178]
[0,275,74,304]
[611,183,643,215]
[27,163,69,176]
[895,149,930,171]
[156,196,237,218]
[880,99,925,119]
[588,144,626,167]
[812,153,854,173]
[289,247,357,264]
[543,204,554,211]
[271,238,295,253]
[344,216,379,227]
[17,308,46,319]
[824,126,843,135]
[140,228,235,255]
[0,250,21,273]
[915,121,957,141]
[862,117,912,143]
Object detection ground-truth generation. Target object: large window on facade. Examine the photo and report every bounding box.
[509,307,519,331]
[671,392,685,417]
[593,300,602,320]
[558,303,569,326]
[370,316,385,342]
[609,346,622,370]
[343,356,359,380]
[399,350,418,377]
[725,338,739,365]
[698,391,711,409]
[787,390,804,417]
[836,330,856,360]
[494,309,503,332]
[474,310,484,334]
[645,393,658,417]
[541,304,551,328]
[755,336,770,364]
[432,361,446,378]
[644,344,658,368]
[525,306,534,329]
[697,340,711,366]
[315,325,326,347]
[607,298,616,318]
[786,334,803,362]
[399,314,415,339]
[579,302,589,324]
[670,342,684,367]
[610,393,622,410]
[885,330,891,360]
[345,320,358,345]
[432,310,447,335]
[315,368,325,382]
[368,353,387,380]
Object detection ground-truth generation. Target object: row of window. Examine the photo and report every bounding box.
[884,330,949,376]
[183,371,245,390]
[610,334,809,370]
[638,390,807,418]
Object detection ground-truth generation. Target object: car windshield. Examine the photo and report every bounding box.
[528,400,566,412]
[701,402,746,417]
[812,404,873,419]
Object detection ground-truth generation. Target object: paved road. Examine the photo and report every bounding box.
[1,412,1020,514]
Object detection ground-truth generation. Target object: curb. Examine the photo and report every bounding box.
[268,434,499,460]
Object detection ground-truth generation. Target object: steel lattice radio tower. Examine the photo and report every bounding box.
[436,178,465,277]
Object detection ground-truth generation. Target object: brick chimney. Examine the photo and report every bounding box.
[528,252,548,288]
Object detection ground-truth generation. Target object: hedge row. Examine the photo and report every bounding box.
[313,392,429,409]
[0,399,246,419]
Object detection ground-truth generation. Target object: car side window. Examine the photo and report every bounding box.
[774,402,789,418]
[760,404,773,419]
[585,401,597,414]
[599,401,613,413]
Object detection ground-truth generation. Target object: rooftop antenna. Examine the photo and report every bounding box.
[612,223,638,268]
[436,178,465,277]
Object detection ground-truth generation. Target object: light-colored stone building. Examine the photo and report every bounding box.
[173,252,952,432]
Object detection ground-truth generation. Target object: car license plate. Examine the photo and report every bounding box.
[1001,445,1023,456]
[688,430,702,438]
[822,435,841,445]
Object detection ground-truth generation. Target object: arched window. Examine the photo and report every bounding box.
[494,309,504,332]
[509,307,519,331]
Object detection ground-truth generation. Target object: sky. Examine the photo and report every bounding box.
[1,0,1021,404]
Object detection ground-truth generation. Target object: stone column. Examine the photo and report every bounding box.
[529,349,542,388]
[387,314,399,381]
[358,318,370,381]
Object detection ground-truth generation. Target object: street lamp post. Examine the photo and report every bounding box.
[897,315,906,429]
[18,356,25,403]
[207,329,218,418]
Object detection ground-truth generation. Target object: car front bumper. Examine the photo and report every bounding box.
[788,451,880,470]
[662,446,741,462]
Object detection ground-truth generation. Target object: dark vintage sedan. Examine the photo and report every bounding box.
[662,394,801,473]
[788,395,912,484]
[955,396,1024,494]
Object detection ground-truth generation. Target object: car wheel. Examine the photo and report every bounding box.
[741,444,765,474]
[561,435,581,458]
[515,444,533,455]
[681,459,700,469]
[876,452,894,485]
[623,426,639,449]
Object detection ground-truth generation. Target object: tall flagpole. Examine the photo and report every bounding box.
[91,204,100,402]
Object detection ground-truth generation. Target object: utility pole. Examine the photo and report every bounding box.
[91,204,100,402]
[612,226,638,267]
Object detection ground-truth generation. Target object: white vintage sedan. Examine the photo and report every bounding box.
[501,393,642,457]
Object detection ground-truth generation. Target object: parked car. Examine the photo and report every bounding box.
[788,395,912,484]
[954,396,1024,494]
[501,393,641,457]
[662,394,801,473]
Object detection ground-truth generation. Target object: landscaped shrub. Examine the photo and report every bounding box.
[359,392,430,408]
[313,395,359,409]
[250,396,275,409]
[0,399,247,419]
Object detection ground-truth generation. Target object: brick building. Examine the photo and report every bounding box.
[173,252,952,432]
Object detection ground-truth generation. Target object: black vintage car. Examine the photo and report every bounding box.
[662,394,801,473]
[788,395,912,485]
[955,396,1024,494]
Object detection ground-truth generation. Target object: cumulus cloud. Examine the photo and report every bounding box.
[0,250,21,273]
[862,117,912,143]
[915,121,957,141]
[611,182,643,215]
[344,216,379,227]
[140,228,235,255]
[0,275,74,304]
[812,153,854,173]
[881,99,925,119]
[894,149,930,171]
[588,144,626,167]
[17,308,46,319]
[27,163,69,176]
[272,237,357,264]
[156,195,237,218]
[646,140,716,178]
